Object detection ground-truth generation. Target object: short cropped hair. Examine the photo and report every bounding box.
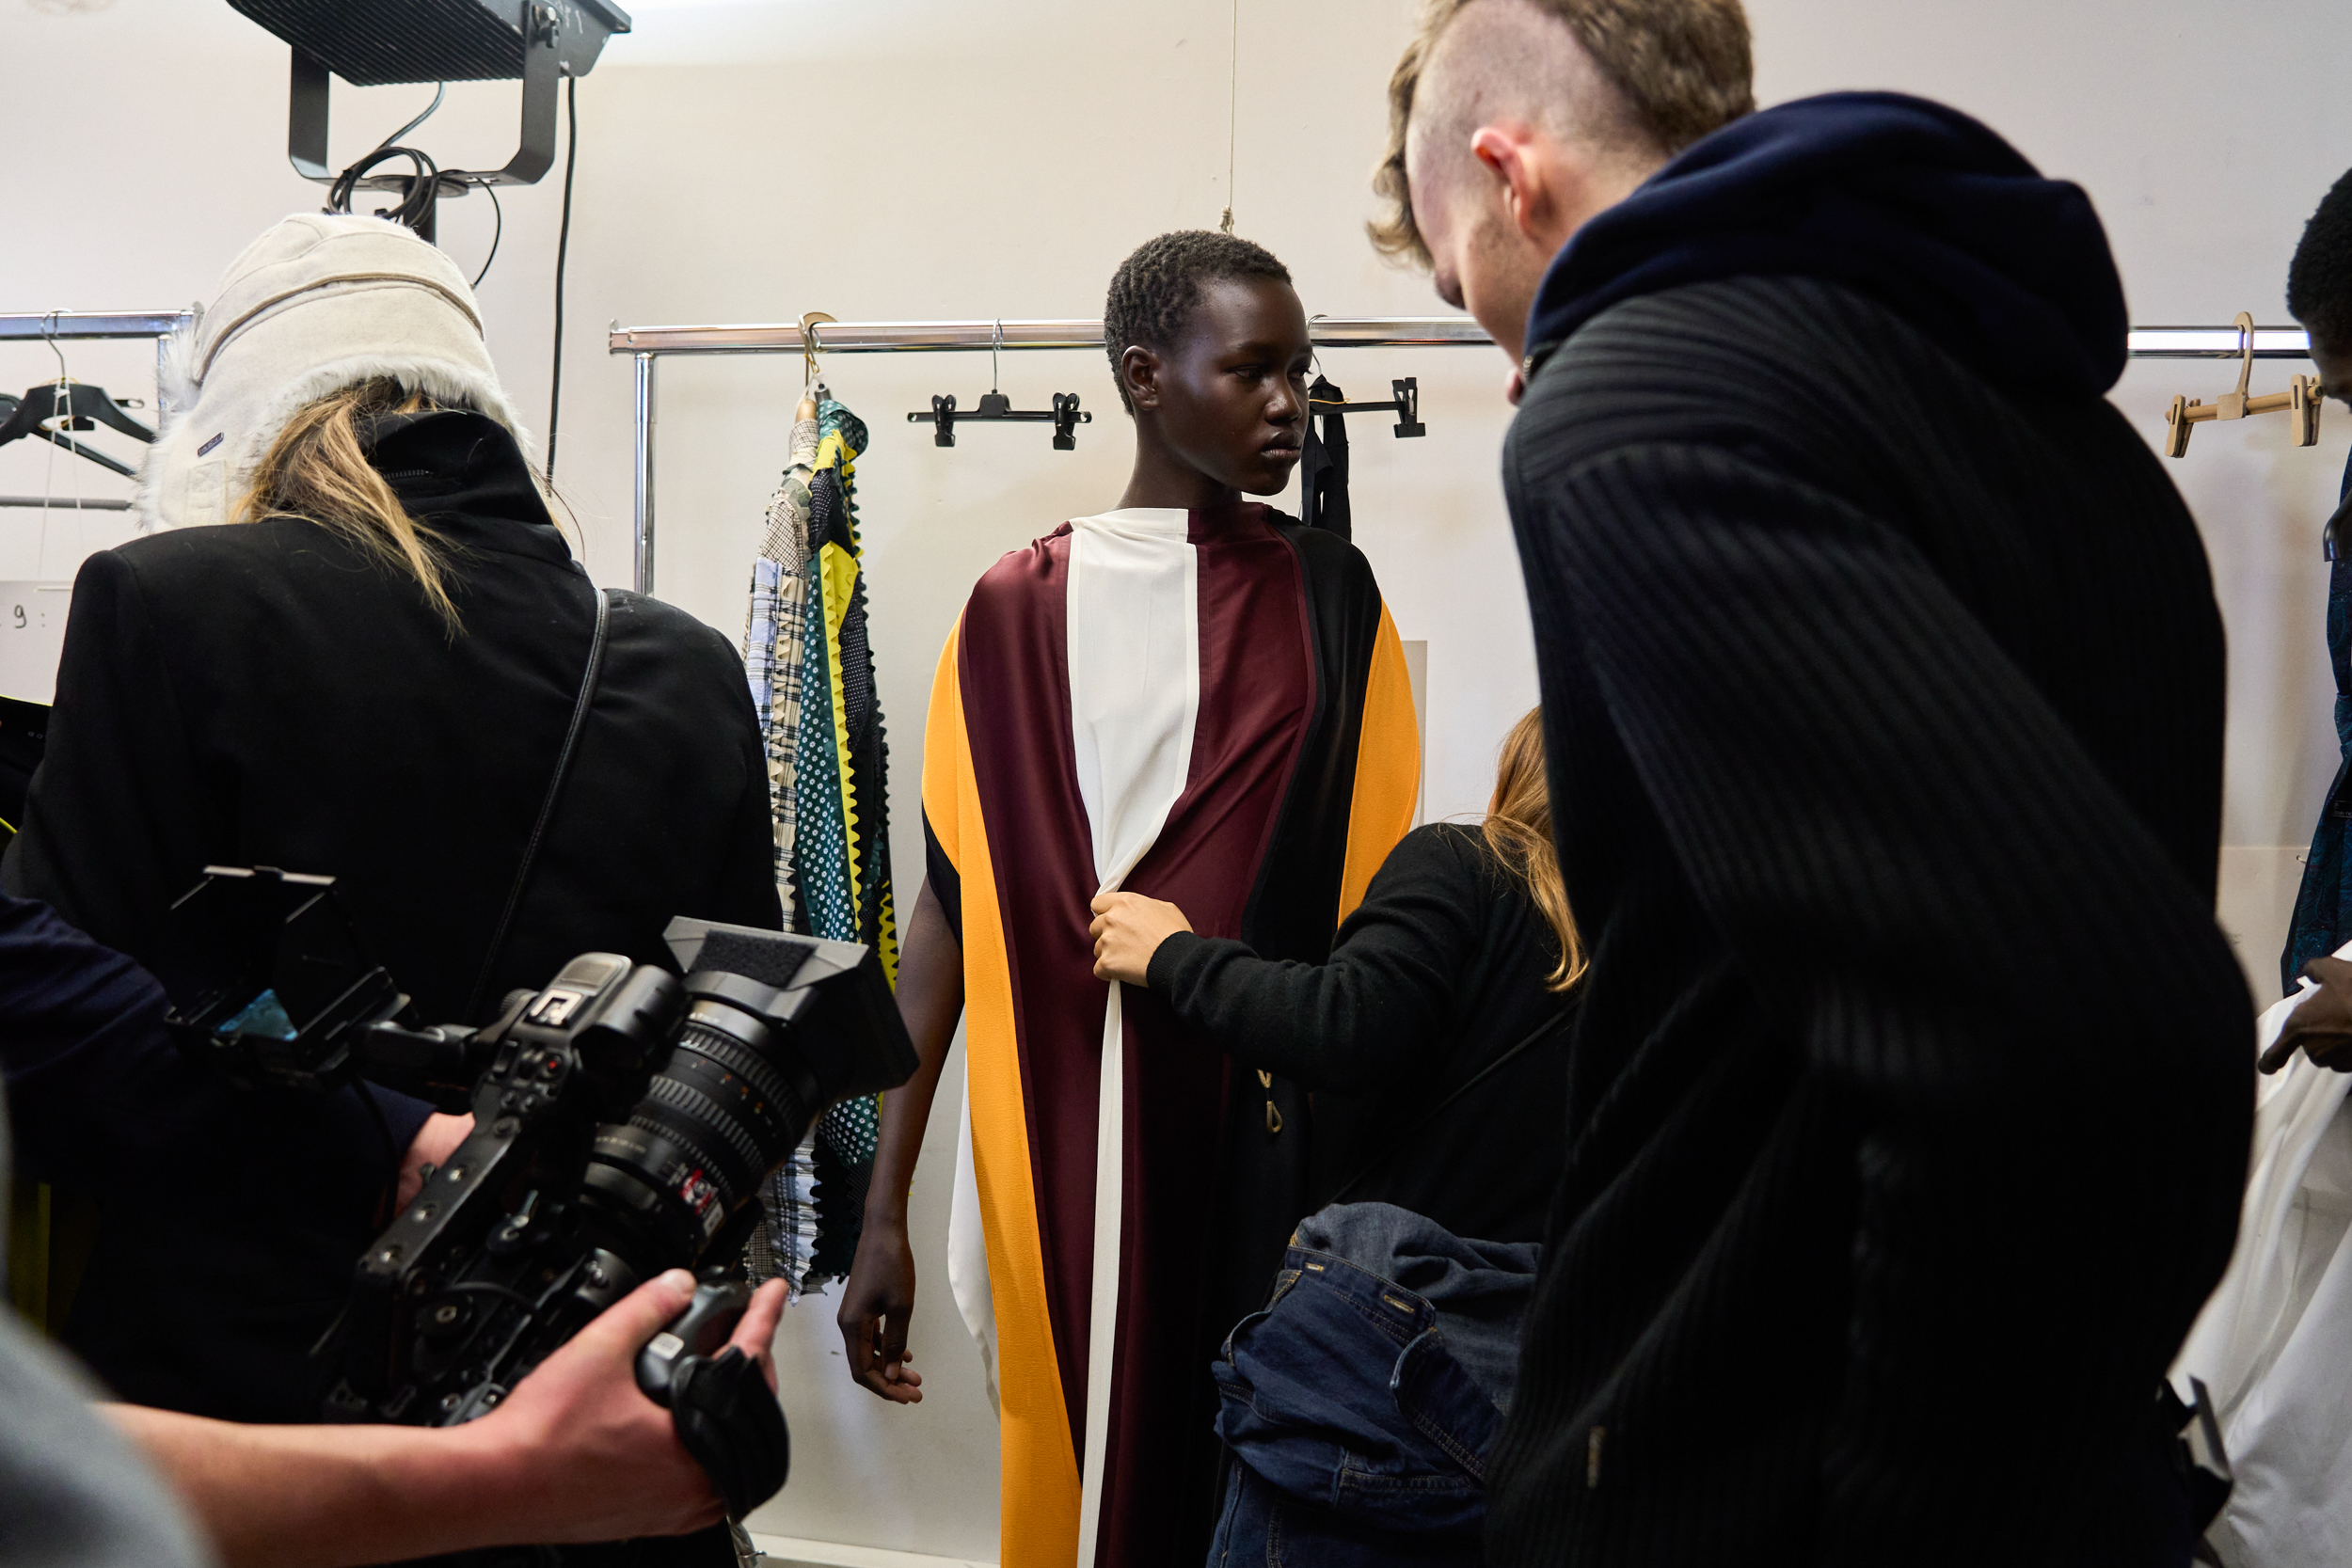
[2290,168,2352,357]
[1104,231,1294,414]
[1369,0,1755,268]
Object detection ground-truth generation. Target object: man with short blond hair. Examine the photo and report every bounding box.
[1377,2,2251,1563]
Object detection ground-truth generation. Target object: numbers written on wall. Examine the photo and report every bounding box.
[0,582,72,705]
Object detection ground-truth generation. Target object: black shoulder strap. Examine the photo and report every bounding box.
[1329,1006,1572,1205]
[463,583,612,1021]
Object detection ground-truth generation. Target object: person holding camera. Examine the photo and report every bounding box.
[0,211,780,1440]
[1088,705,1580,1245]
[0,879,789,1568]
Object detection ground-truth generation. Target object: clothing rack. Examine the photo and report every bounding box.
[0,310,195,406]
[0,311,194,512]
[607,316,2317,597]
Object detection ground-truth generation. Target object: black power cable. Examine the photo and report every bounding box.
[470,180,503,289]
[326,144,441,232]
[546,74,579,480]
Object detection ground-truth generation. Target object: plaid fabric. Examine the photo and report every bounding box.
[745,413,824,1288]
[744,1132,824,1297]
[744,413,821,923]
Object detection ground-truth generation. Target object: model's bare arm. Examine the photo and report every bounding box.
[837,878,964,1402]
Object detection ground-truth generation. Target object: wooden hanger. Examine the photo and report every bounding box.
[2165,311,2322,457]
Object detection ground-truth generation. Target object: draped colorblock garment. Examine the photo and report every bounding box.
[921,504,1419,1568]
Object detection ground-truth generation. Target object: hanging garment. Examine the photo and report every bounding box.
[1299,374,1352,540]
[745,396,897,1293]
[2283,450,2352,993]
[793,398,895,1283]
[742,401,821,1291]
[743,398,821,922]
[1208,1204,1540,1568]
[923,503,1419,1568]
[2172,948,2352,1567]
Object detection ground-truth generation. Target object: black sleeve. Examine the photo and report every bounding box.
[1510,437,2252,1551]
[0,554,437,1177]
[1143,825,1482,1091]
[1,550,204,962]
[0,893,185,1195]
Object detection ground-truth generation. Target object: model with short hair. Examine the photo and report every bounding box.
[836,231,1420,1568]
[2280,168,2352,992]
[1382,1,2249,1563]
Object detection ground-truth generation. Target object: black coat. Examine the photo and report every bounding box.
[1,410,779,1420]
[1488,270,2252,1568]
[1148,821,1574,1243]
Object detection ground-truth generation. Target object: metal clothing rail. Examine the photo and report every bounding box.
[609,317,2315,596]
[0,309,198,425]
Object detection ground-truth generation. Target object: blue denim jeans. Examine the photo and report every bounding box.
[1207,1204,1538,1567]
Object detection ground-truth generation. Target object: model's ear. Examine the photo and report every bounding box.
[1120,344,1164,414]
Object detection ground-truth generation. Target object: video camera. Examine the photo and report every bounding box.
[157,865,917,1517]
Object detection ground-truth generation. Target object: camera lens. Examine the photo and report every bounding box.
[581,995,820,1267]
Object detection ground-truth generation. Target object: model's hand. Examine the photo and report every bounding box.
[398,1113,474,1209]
[837,1222,923,1403]
[470,1270,787,1543]
[2262,956,2352,1072]
[1089,892,1192,986]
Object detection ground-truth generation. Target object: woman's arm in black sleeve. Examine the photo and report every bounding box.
[1142,825,1482,1092]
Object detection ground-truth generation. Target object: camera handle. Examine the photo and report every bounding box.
[635,1281,791,1518]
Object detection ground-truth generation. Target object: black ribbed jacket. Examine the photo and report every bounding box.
[1486,277,2252,1566]
[1147,821,1576,1243]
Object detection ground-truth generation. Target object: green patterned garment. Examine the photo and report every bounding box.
[755,397,894,1290]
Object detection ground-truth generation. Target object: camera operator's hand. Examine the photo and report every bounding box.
[838,1224,923,1403]
[474,1269,787,1543]
[109,1269,787,1568]
[397,1112,474,1209]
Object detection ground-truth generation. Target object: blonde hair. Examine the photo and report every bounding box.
[1481,705,1585,990]
[1369,0,1755,268]
[234,377,466,631]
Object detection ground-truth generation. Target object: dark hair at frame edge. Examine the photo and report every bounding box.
[1104,230,1294,414]
[2290,167,2352,357]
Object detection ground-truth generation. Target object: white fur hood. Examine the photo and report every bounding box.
[139,211,532,533]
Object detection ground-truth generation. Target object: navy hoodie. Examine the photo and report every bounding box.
[1521,91,2128,401]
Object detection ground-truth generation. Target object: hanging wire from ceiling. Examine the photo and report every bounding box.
[1219,0,1238,233]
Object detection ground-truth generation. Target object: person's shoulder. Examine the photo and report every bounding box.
[1511,276,1894,470]
[103,515,334,584]
[605,587,739,665]
[1259,507,1380,594]
[78,519,347,634]
[963,525,1075,613]
[1374,820,1489,887]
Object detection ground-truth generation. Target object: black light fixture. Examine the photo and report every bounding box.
[227,0,632,241]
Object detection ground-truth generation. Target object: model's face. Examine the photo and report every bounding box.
[1131,277,1311,496]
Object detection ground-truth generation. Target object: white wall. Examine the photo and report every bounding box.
[6,0,2352,1561]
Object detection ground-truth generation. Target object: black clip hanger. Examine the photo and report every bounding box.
[0,386,153,478]
[914,390,1089,450]
[907,320,1092,450]
[1307,376,1425,438]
